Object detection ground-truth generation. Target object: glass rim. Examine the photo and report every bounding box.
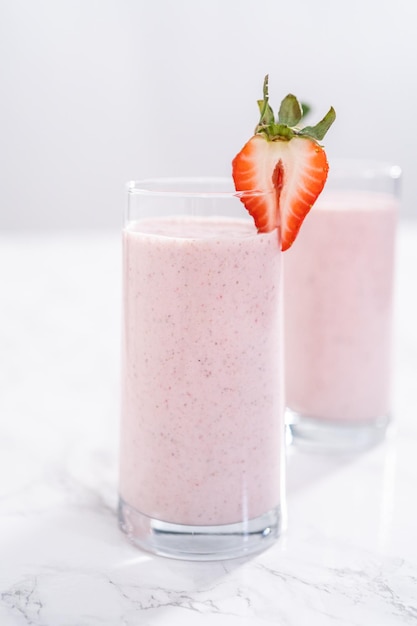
[328,158,402,180]
[127,177,274,199]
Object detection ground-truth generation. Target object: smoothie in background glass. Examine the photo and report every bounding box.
[284,160,401,449]
[119,179,284,560]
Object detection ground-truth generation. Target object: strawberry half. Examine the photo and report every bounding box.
[232,76,336,251]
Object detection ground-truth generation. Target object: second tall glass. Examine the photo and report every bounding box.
[284,160,401,450]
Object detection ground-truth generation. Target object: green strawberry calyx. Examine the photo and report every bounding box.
[255,75,336,143]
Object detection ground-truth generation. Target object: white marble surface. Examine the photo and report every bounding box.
[0,223,416,625]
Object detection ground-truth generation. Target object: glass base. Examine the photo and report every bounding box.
[286,408,391,452]
[118,498,282,561]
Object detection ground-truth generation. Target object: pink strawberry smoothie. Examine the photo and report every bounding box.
[120,216,283,526]
[284,190,398,423]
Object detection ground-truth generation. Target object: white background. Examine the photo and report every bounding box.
[1,0,416,229]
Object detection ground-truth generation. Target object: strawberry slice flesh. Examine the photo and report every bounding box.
[232,134,329,251]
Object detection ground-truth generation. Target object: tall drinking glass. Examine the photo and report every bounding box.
[284,160,401,450]
[119,178,285,560]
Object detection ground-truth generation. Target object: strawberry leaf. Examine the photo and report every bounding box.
[298,106,336,141]
[300,102,311,119]
[278,94,303,126]
[257,99,275,125]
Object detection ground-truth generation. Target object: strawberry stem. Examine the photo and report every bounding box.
[254,75,335,144]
